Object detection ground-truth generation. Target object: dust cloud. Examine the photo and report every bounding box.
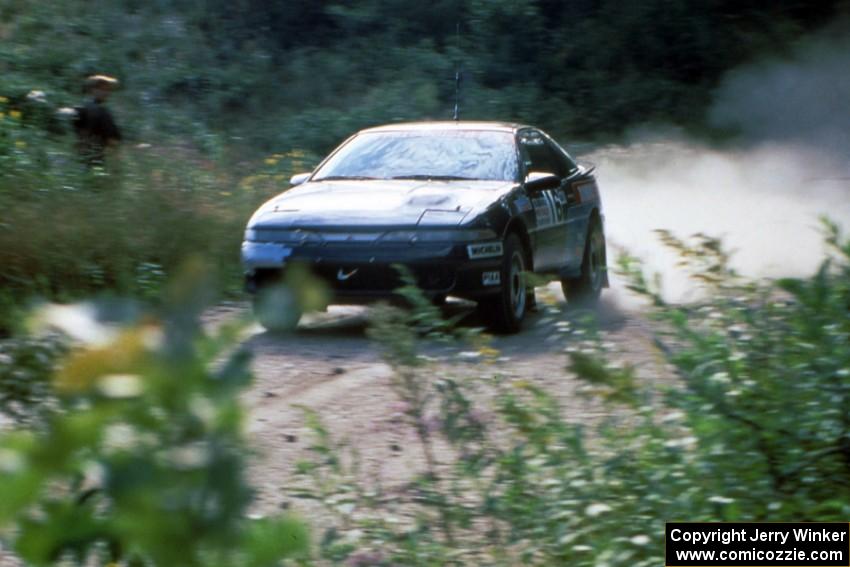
[584,23,850,304]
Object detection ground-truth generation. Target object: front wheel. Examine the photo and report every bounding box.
[562,220,606,308]
[479,233,528,334]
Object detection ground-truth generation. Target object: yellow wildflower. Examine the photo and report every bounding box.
[0,112,5,120]
[0,96,7,103]
[9,110,22,120]
[15,141,26,148]
[478,345,501,359]
[265,158,278,166]
[55,329,150,394]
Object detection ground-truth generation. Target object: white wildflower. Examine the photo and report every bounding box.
[103,423,139,451]
[0,449,25,473]
[661,411,685,423]
[630,535,650,546]
[585,503,612,517]
[99,374,143,398]
[708,496,735,505]
[189,396,217,425]
[162,443,211,470]
[708,372,730,385]
[30,302,119,346]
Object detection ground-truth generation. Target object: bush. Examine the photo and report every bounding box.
[292,224,850,565]
[0,334,66,426]
[0,98,315,334]
[0,266,308,565]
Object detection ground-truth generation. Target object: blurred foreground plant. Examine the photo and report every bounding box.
[0,263,308,566]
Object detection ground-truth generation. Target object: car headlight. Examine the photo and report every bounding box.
[379,229,498,243]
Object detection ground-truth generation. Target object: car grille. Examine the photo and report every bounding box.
[314,263,455,292]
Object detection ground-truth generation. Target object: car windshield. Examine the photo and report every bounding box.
[313,130,519,182]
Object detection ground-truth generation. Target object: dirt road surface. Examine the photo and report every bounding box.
[221,282,672,518]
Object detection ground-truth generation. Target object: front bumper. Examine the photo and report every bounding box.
[241,240,503,301]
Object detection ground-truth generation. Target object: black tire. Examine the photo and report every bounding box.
[562,220,606,308]
[479,233,528,334]
[252,285,302,332]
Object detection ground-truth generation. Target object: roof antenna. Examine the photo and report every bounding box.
[453,22,462,121]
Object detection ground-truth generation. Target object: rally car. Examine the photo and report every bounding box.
[242,121,607,333]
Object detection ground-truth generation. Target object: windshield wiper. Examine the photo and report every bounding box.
[314,175,381,181]
[390,174,476,181]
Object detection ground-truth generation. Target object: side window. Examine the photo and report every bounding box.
[518,130,568,178]
[549,139,579,175]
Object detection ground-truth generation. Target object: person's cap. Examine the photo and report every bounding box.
[85,75,120,91]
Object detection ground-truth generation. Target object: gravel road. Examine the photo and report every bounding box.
[222,282,673,517]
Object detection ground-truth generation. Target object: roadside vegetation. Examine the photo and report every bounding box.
[1,226,848,564]
[1,0,846,332]
[278,224,850,565]
[2,1,849,565]
[0,265,309,565]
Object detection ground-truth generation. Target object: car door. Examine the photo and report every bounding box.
[545,135,591,273]
[517,129,573,271]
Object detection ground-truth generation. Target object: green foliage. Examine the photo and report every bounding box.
[0,334,66,425]
[1,0,846,327]
[293,225,850,565]
[0,269,308,565]
[0,95,310,334]
[3,0,844,155]
[640,221,850,518]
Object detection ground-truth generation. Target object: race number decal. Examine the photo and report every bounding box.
[532,189,566,228]
[532,194,554,227]
[551,190,567,222]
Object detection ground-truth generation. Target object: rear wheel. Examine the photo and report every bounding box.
[562,220,606,308]
[252,285,302,332]
[479,233,528,334]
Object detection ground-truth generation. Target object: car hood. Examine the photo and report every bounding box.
[249,179,515,229]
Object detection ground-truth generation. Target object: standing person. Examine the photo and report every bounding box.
[73,75,121,167]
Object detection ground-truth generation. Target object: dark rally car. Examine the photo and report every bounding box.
[242,121,607,333]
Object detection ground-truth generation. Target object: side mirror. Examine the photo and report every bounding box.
[290,172,311,186]
[524,171,561,192]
